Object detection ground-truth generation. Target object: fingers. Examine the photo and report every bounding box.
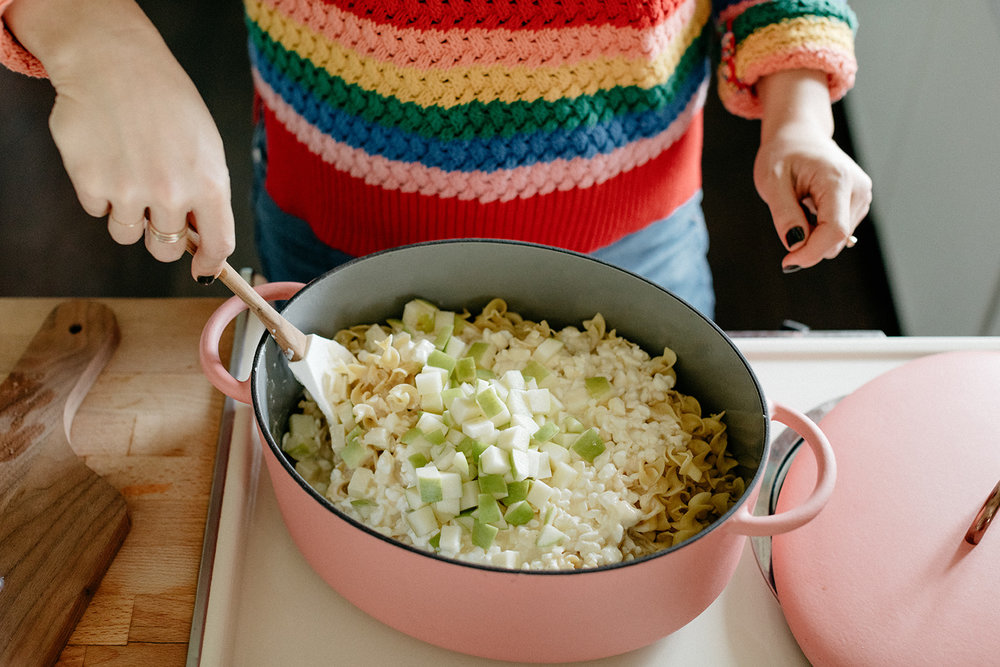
[782,184,868,271]
[92,183,235,279]
[188,203,236,281]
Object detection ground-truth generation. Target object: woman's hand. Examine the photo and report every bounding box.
[754,69,872,273]
[6,0,235,280]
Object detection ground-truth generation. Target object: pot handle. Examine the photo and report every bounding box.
[199,281,306,405]
[727,400,836,537]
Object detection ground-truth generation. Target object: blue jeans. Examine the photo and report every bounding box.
[252,125,715,319]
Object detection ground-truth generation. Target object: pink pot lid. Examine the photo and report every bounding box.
[772,350,1000,666]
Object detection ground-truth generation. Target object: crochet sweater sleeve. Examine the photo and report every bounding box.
[713,0,858,119]
[0,0,48,77]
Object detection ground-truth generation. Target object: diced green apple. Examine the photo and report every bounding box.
[402,298,438,334]
[476,387,510,425]
[500,369,526,391]
[415,369,446,396]
[444,335,467,358]
[453,356,477,384]
[526,479,553,508]
[462,418,498,445]
[478,473,508,498]
[504,500,535,526]
[532,338,564,364]
[340,439,370,469]
[427,350,457,374]
[472,519,499,550]
[416,464,445,503]
[438,524,462,553]
[477,494,503,524]
[497,425,530,451]
[478,445,511,475]
[433,324,454,350]
[509,448,531,482]
[585,376,613,400]
[449,396,483,424]
[572,427,606,462]
[536,524,568,548]
[405,485,425,510]
[347,467,376,498]
[531,421,559,443]
[521,360,550,385]
[460,480,479,510]
[407,505,439,537]
[504,480,530,504]
[550,461,578,488]
[523,388,552,414]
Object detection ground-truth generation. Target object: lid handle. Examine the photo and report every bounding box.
[965,479,1000,546]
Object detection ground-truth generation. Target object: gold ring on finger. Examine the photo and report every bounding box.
[148,224,187,244]
[110,213,144,229]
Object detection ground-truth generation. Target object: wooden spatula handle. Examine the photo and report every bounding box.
[185,232,307,361]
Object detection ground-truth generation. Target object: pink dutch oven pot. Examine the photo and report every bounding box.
[199,240,835,663]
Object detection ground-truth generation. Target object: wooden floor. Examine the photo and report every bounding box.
[0,1,899,335]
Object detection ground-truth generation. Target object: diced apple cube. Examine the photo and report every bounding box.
[347,467,375,499]
[415,369,446,396]
[449,396,483,425]
[532,338,564,364]
[477,494,504,524]
[478,473,508,498]
[440,471,463,499]
[407,505,439,537]
[536,524,568,548]
[510,448,531,482]
[433,498,460,521]
[439,524,462,553]
[462,418,498,444]
[491,550,520,569]
[478,445,510,475]
[523,388,552,414]
[405,485,425,510]
[472,519,499,550]
[416,464,444,503]
[497,425,530,452]
[501,369,526,391]
[526,479,553,508]
[504,500,535,526]
[551,461,578,488]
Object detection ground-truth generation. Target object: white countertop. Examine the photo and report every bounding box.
[190,333,1000,666]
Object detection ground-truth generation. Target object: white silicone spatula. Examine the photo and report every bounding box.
[186,233,352,425]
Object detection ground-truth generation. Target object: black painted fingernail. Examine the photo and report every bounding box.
[783,264,802,274]
[197,275,216,285]
[785,226,806,248]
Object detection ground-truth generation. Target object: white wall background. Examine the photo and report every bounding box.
[844,0,1000,335]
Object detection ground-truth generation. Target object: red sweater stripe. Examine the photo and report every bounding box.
[264,105,703,256]
[317,0,688,31]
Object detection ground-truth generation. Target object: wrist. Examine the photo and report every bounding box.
[6,0,160,84]
[758,69,835,144]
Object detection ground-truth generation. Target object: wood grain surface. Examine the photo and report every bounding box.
[0,298,232,666]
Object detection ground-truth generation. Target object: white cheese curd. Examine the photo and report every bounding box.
[282,299,745,570]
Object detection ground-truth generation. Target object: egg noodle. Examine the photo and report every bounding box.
[282,298,745,570]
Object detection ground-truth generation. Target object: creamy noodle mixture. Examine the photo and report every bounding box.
[282,299,744,570]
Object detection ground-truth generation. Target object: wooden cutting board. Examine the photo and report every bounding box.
[0,301,131,666]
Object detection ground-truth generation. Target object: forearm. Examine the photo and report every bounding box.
[757,69,835,144]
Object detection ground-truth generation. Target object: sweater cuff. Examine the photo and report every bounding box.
[717,12,857,119]
[0,0,49,77]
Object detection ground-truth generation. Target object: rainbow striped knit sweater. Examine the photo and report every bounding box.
[1,0,858,257]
